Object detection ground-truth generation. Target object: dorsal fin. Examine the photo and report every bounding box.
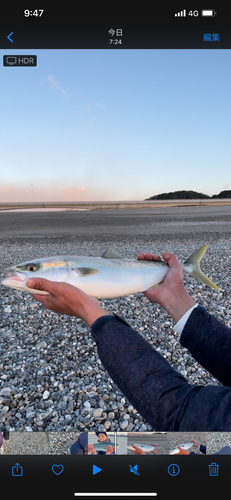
[101,248,123,259]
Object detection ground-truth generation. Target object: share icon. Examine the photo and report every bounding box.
[129,464,140,476]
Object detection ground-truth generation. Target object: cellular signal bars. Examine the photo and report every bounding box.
[175,9,186,17]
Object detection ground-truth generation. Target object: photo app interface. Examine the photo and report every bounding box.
[1,5,231,498]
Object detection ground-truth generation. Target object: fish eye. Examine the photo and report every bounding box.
[26,264,38,272]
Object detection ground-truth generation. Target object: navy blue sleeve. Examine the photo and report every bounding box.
[91,315,231,431]
[180,306,231,386]
[199,444,206,454]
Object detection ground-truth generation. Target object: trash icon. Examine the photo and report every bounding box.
[208,463,219,476]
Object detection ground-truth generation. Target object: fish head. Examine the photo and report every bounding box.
[2,257,70,294]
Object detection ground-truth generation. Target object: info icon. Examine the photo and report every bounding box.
[167,464,180,476]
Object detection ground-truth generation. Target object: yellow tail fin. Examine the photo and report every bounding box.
[183,245,220,290]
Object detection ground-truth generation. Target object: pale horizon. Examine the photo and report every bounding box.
[1,49,231,203]
[1,185,231,204]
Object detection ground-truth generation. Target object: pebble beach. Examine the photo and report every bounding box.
[0,206,231,433]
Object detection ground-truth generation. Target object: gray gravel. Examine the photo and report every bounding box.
[167,432,207,454]
[1,430,50,454]
[206,432,231,454]
[1,431,81,454]
[0,208,230,432]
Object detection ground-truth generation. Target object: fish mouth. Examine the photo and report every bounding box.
[3,271,25,282]
[1,272,49,295]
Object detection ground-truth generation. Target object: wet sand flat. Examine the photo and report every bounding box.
[0,205,231,240]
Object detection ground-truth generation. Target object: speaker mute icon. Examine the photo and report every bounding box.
[175,9,186,17]
[129,464,140,476]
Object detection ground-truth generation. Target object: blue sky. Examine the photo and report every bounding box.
[1,49,231,201]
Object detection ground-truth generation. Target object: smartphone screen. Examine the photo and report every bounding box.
[0,5,230,498]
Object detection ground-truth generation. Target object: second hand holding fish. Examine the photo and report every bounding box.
[137,251,196,323]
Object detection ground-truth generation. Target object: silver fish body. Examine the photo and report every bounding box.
[128,443,156,453]
[1,245,220,298]
[2,255,168,298]
[169,442,193,455]
[90,442,116,452]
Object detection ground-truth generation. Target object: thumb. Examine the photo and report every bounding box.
[26,277,53,292]
[162,252,180,267]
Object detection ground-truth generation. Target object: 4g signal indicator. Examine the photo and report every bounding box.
[174,9,217,17]
[174,9,200,17]
[174,9,187,16]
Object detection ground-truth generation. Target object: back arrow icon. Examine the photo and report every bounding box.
[7,32,14,43]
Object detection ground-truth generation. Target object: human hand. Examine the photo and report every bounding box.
[137,251,184,304]
[151,444,160,455]
[191,439,200,448]
[176,446,190,455]
[88,444,97,454]
[131,445,146,455]
[106,445,115,455]
[137,251,196,323]
[26,278,110,327]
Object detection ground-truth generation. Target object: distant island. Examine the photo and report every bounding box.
[211,190,231,199]
[145,190,231,200]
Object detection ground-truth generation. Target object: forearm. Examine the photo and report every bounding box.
[80,298,110,327]
[155,285,196,323]
[91,315,231,430]
[91,315,201,430]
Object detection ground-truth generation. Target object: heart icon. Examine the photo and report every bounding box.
[52,464,64,475]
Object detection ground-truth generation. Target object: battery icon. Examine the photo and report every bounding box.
[201,9,217,16]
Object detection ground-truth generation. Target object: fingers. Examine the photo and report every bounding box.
[190,439,199,447]
[27,279,82,299]
[26,277,54,293]
[137,252,162,261]
[137,250,180,265]
[132,445,143,454]
[137,251,180,265]
[132,447,145,455]
[176,446,189,455]
[31,293,49,303]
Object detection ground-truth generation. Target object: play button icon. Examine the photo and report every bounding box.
[93,465,102,475]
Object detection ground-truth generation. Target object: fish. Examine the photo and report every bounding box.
[89,442,117,452]
[128,444,156,453]
[169,442,193,455]
[1,245,220,298]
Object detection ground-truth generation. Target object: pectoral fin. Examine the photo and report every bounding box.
[72,267,100,277]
